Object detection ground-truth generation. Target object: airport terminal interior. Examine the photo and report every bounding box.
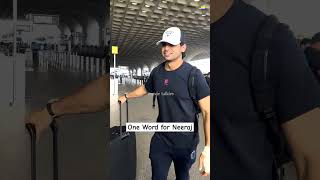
[1,0,110,179]
[1,0,319,179]
[110,0,209,179]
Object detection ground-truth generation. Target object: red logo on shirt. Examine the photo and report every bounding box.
[164,79,169,86]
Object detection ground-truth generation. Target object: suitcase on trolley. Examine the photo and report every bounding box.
[109,100,137,180]
[26,120,59,180]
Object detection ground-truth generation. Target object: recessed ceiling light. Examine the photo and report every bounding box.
[162,1,167,3]
[194,0,200,1]
[142,10,147,13]
[131,2,138,5]
[158,7,162,9]
[202,14,206,17]
[145,4,150,7]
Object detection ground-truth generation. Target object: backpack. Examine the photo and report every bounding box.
[188,66,208,114]
[304,47,320,83]
[251,15,292,180]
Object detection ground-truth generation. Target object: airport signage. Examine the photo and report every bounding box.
[112,46,118,55]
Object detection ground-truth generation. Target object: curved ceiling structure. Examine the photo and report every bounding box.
[111,0,210,67]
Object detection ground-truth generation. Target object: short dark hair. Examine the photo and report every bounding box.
[182,52,186,59]
[180,42,186,59]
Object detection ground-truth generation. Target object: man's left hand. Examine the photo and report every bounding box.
[198,146,210,176]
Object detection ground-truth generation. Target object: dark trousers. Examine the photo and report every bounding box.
[149,135,197,180]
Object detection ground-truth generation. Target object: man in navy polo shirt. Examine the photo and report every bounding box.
[118,27,210,180]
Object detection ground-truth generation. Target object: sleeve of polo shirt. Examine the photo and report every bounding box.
[145,68,155,93]
[195,69,210,101]
[272,25,320,124]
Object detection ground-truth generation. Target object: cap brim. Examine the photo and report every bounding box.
[156,40,180,46]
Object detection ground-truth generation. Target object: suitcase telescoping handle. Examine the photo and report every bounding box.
[50,120,58,180]
[26,123,36,180]
[118,100,129,137]
[25,120,59,180]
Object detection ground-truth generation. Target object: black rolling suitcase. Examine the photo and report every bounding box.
[26,120,59,180]
[110,100,137,180]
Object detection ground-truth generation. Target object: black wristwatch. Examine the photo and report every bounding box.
[46,99,59,118]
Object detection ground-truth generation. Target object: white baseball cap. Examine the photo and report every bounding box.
[156,27,185,46]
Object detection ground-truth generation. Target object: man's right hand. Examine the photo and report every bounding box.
[118,95,127,104]
[25,108,53,142]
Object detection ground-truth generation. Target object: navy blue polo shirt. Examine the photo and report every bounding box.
[145,61,210,148]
